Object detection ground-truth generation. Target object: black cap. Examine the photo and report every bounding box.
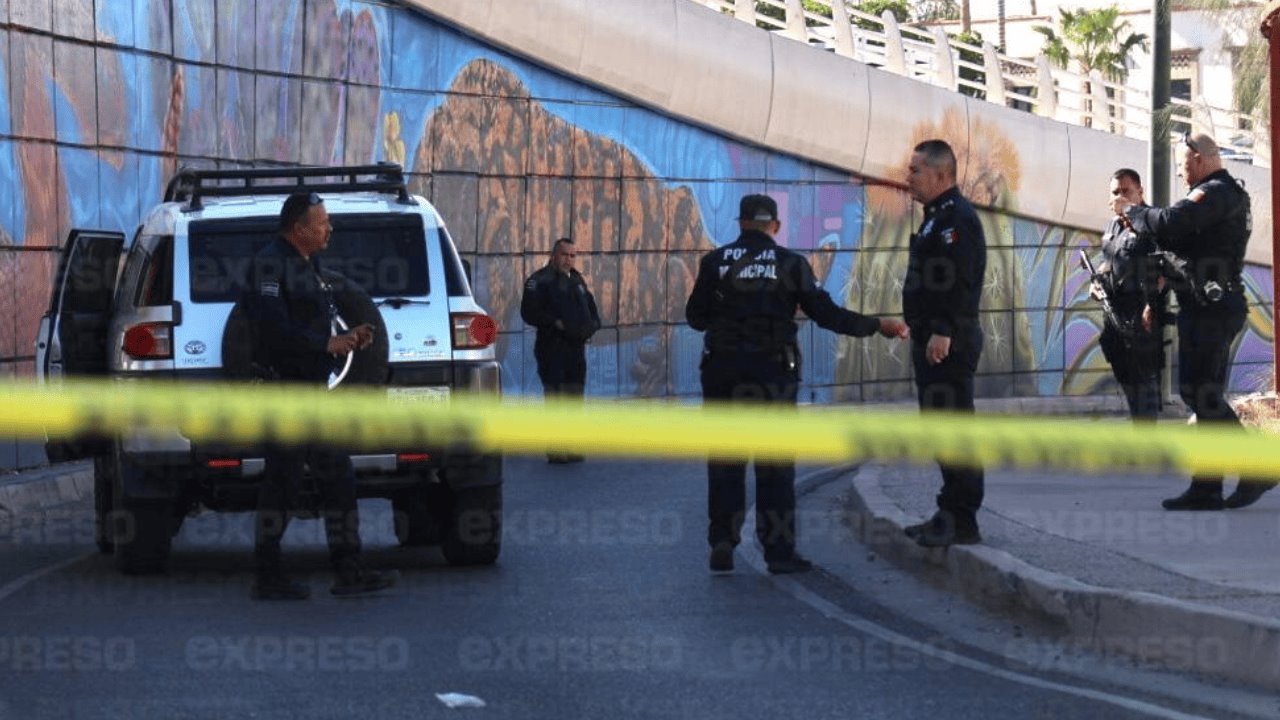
[737,194,778,222]
[279,192,324,230]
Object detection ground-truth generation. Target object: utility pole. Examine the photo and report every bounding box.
[1261,1,1280,392]
[1151,0,1173,403]
[1150,0,1171,207]
[998,0,1006,51]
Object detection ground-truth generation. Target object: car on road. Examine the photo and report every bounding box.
[35,164,503,574]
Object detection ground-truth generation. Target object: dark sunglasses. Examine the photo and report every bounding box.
[1182,132,1199,155]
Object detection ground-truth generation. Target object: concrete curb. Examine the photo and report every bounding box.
[847,463,1280,691]
[0,460,94,518]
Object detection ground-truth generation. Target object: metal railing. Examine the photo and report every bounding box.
[692,0,1264,165]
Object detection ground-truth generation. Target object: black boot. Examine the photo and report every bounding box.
[1224,479,1278,509]
[709,542,734,573]
[766,554,814,575]
[913,510,981,547]
[251,572,311,601]
[252,542,310,600]
[1161,487,1224,511]
[331,557,400,597]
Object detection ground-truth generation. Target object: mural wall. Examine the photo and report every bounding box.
[0,0,1273,468]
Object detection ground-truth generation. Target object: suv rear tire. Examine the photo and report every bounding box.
[111,453,176,575]
[328,274,389,387]
[391,483,447,547]
[93,456,115,555]
[441,485,502,566]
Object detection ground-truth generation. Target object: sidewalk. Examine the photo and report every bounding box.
[0,459,93,517]
[831,396,1280,692]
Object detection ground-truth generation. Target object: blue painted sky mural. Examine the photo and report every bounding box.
[0,0,1271,433]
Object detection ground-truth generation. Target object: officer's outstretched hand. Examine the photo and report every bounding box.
[351,323,375,350]
[327,324,374,356]
[877,318,909,340]
[327,334,359,356]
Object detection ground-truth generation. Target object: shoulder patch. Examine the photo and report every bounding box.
[259,281,280,298]
[942,228,957,245]
[1187,189,1207,203]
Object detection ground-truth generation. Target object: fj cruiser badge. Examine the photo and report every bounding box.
[184,340,207,355]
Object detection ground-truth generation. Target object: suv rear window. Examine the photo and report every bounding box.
[188,213,430,303]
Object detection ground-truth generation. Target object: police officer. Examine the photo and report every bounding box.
[686,194,908,575]
[245,192,400,599]
[520,237,602,463]
[901,139,988,547]
[1112,133,1276,510]
[1091,168,1164,421]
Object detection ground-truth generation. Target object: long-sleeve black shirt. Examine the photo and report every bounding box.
[685,229,879,357]
[902,186,987,341]
[1100,208,1162,311]
[246,237,338,383]
[1124,168,1250,306]
[520,265,601,350]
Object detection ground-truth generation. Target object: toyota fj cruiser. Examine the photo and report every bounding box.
[35,164,503,574]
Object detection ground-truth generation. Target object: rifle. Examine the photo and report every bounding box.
[1078,249,1135,338]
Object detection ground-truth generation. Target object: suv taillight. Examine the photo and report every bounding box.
[123,323,173,359]
[450,313,497,349]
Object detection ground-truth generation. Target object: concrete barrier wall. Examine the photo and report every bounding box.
[0,0,1272,469]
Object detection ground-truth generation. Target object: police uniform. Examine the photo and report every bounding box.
[1097,209,1164,421]
[903,186,987,538]
[685,199,881,566]
[1125,168,1271,506]
[247,236,362,580]
[520,264,601,401]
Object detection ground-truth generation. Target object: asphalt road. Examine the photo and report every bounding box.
[0,456,1242,719]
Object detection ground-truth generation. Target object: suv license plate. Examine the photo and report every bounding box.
[388,387,451,405]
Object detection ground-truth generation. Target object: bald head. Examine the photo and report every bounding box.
[1178,132,1223,186]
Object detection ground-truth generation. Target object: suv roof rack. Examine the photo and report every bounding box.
[163,163,416,212]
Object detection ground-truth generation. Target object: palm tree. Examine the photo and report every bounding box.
[1034,6,1148,82]
[1034,6,1149,127]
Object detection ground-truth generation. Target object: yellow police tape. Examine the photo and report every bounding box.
[2,379,1277,477]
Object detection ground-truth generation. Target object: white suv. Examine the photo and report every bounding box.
[35,164,503,574]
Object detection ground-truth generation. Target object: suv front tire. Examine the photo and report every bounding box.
[110,450,178,575]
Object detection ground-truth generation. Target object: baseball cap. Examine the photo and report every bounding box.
[280,191,324,230]
[737,194,778,222]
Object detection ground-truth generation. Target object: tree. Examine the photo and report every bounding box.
[754,0,834,27]
[913,0,959,22]
[954,29,986,101]
[855,0,910,23]
[1033,6,1148,83]
[754,0,910,28]
[1034,6,1149,127]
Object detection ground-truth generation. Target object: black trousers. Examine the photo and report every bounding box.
[255,442,361,572]
[701,353,799,562]
[1176,297,1247,494]
[911,336,984,528]
[1098,310,1163,422]
[536,342,587,399]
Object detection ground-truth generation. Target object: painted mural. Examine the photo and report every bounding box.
[0,0,1273,469]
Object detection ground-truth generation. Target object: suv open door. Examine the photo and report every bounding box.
[35,229,125,461]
